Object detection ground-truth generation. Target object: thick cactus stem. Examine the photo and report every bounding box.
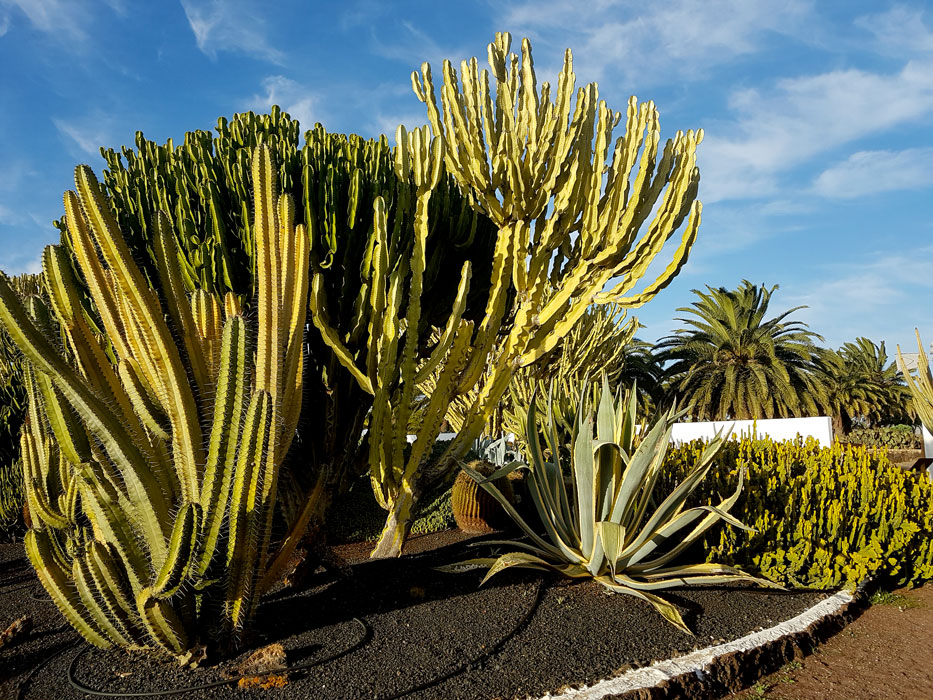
[370,488,417,559]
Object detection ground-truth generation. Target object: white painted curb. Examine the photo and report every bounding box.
[532,589,854,700]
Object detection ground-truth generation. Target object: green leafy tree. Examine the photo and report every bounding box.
[823,337,911,435]
[656,281,828,421]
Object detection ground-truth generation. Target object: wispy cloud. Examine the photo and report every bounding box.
[369,20,470,71]
[499,0,815,84]
[52,116,120,158]
[813,147,933,199]
[783,247,933,348]
[180,0,284,63]
[855,4,933,57]
[699,60,933,202]
[246,76,315,130]
[0,0,96,41]
[368,111,431,140]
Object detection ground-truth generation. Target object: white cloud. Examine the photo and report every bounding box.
[782,248,933,349]
[855,4,933,57]
[499,0,815,84]
[181,0,284,63]
[0,12,9,36]
[0,0,90,40]
[52,117,115,157]
[813,147,933,199]
[247,76,315,130]
[369,20,470,72]
[699,60,933,202]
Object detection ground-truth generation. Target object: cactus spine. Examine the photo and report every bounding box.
[0,145,308,660]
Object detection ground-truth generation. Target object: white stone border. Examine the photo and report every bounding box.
[533,589,854,700]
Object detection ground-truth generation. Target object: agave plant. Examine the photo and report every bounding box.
[454,375,772,632]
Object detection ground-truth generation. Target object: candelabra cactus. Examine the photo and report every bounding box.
[0,145,309,660]
[340,33,702,557]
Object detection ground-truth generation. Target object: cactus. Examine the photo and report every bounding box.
[451,460,516,534]
[64,112,496,572]
[0,274,44,537]
[0,145,308,660]
[421,302,643,449]
[342,33,702,557]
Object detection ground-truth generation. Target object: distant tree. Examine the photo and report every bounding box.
[822,337,911,435]
[617,337,665,417]
[656,281,829,421]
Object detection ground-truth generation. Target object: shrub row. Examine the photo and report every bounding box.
[661,438,933,590]
[837,425,922,450]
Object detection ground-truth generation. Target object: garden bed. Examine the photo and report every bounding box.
[1,533,834,700]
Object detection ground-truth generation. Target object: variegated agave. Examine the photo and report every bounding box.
[455,374,775,633]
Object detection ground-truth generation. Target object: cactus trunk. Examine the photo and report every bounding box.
[370,486,417,559]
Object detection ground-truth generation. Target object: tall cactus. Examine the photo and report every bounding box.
[309,125,479,557]
[0,145,309,660]
[353,33,702,557]
[0,275,45,536]
[66,114,496,566]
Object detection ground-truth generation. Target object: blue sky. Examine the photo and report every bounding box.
[1,0,932,355]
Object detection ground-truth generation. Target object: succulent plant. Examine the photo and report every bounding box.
[0,145,308,660]
[342,31,705,558]
[449,374,773,633]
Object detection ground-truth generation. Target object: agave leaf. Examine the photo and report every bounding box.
[525,397,579,548]
[522,464,585,563]
[620,434,726,559]
[596,440,620,523]
[640,563,783,589]
[596,373,615,443]
[573,412,597,564]
[434,557,501,573]
[597,520,626,575]
[626,468,748,571]
[479,551,565,585]
[476,459,525,483]
[545,385,573,524]
[608,413,671,526]
[597,576,692,635]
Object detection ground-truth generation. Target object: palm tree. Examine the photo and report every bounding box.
[656,281,829,421]
[822,337,911,435]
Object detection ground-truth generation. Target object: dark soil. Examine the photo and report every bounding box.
[1,532,827,700]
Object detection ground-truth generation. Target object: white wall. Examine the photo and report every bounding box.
[669,416,834,447]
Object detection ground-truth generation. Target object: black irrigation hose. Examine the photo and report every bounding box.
[375,578,545,700]
[65,616,370,698]
[14,637,82,700]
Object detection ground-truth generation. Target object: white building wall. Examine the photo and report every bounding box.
[669,416,834,447]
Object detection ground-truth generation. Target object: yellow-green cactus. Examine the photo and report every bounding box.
[336,33,702,557]
[0,145,309,660]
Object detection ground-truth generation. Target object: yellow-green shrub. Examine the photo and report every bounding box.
[661,437,933,590]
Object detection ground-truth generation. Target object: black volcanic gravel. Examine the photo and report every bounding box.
[0,535,827,700]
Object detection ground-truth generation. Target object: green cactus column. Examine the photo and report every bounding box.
[0,144,309,661]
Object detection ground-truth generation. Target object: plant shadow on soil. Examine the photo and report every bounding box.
[1,533,829,700]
